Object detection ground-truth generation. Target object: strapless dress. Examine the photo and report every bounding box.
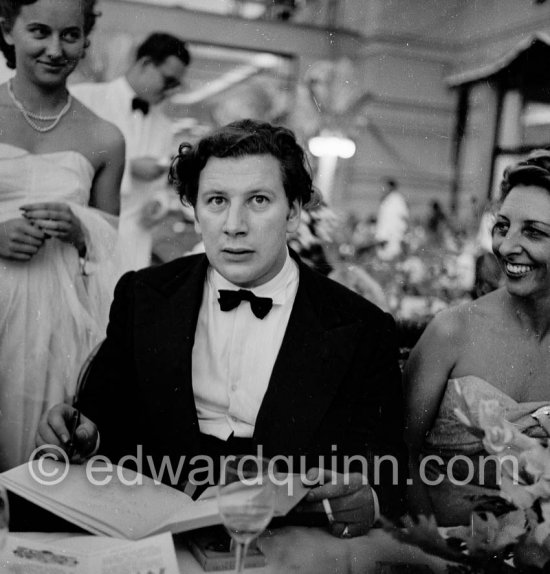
[0,143,121,470]
[420,375,549,525]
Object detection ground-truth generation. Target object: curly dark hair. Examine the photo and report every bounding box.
[169,119,315,207]
[500,149,550,199]
[0,0,99,69]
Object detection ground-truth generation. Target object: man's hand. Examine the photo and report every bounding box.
[0,217,46,260]
[130,157,166,181]
[298,468,376,538]
[21,202,85,255]
[36,404,98,463]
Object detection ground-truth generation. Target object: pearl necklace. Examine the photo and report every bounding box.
[7,80,73,133]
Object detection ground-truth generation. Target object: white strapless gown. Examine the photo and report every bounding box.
[0,143,121,470]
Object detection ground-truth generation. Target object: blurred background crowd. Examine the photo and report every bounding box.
[2,0,548,360]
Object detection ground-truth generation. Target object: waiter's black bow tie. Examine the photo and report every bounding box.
[131,97,150,115]
[218,289,273,319]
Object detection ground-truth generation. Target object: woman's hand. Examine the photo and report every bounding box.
[0,217,46,260]
[21,202,86,255]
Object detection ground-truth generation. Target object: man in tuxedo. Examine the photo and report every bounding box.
[72,33,190,271]
[38,120,405,537]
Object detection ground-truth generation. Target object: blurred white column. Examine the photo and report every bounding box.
[315,154,338,202]
[308,133,356,203]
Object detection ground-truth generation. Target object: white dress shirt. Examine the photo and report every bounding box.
[192,251,299,439]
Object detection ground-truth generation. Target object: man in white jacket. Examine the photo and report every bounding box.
[72,33,190,271]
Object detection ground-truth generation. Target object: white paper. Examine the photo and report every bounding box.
[0,533,179,574]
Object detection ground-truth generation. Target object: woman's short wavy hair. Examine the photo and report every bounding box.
[0,0,99,69]
[501,149,550,199]
[169,119,315,208]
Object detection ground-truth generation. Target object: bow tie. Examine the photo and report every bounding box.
[131,97,149,115]
[218,289,273,319]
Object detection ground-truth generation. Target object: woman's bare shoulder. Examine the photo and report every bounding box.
[425,300,472,337]
[418,292,501,348]
[461,289,506,321]
[71,99,124,150]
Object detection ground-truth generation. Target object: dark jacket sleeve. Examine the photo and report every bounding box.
[356,311,406,520]
[76,271,140,462]
[288,300,406,524]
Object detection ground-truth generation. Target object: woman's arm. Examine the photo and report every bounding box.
[89,122,125,216]
[20,123,125,257]
[403,307,462,518]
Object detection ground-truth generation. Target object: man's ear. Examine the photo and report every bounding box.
[286,200,301,233]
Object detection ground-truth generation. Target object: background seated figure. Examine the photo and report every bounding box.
[404,150,550,525]
[38,119,406,537]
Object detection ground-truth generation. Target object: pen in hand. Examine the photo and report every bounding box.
[66,409,81,460]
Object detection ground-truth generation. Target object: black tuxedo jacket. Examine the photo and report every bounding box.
[79,253,405,517]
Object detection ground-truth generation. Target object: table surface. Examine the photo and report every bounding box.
[9,526,453,574]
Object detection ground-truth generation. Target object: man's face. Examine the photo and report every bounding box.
[137,55,186,104]
[194,154,301,288]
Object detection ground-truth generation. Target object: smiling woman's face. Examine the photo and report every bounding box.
[3,0,86,88]
[492,184,550,300]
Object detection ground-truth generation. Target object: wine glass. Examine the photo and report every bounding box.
[218,455,275,573]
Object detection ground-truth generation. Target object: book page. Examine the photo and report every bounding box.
[159,474,309,536]
[0,462,309,540]
[0,461,192,539]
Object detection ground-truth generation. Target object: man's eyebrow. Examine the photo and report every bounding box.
[200,187,226,194]
[244,187,275,195]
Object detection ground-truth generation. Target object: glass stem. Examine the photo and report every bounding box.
[235,540,250,573]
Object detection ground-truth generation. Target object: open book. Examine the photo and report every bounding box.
[0,460,308,540]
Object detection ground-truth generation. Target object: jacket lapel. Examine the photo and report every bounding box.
[254,261,362,456]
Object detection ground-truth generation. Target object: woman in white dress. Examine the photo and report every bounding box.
[405,150,550,525]
[0,0,125,470]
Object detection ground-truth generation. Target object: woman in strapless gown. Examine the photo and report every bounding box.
[0,0,125,470]
[404,150,550,525]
